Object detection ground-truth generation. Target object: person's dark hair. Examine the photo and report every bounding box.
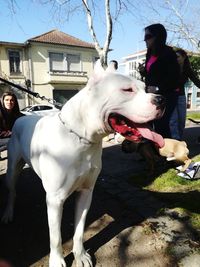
[0,91,22,130]
[145,23,167,55]
[0,91,22,122]
[109,60,118,70]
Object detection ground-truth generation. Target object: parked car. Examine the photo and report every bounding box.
[21,104,59,116]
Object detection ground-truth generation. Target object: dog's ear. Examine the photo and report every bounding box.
[87,60,106,88]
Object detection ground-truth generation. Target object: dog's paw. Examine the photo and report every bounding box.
[49,253,66,267]
[75,250,93,267]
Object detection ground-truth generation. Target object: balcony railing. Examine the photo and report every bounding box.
[49,70,87,76]
[49,70,88,84]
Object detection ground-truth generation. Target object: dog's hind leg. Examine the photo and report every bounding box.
[73,188,94,267]
[46,193,66,267]
[2,152,25,223]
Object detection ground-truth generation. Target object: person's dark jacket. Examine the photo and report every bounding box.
[144,46,180,96]
[178,65,200,95]
[0,110,24,138]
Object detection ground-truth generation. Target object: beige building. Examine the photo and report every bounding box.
[0,29,98,108]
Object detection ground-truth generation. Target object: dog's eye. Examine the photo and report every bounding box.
[122,88,133,92]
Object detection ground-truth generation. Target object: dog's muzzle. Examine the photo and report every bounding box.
[151,95,165,108]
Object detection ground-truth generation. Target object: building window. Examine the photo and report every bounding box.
[53,89,79,104]
[197,92,200,98]
[9,50,21,74]
[67,54,80,71]
[49,52,80,72]
[49,52,65,72]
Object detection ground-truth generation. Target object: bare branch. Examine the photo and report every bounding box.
[103,0,113,65]
[131,0,200,52]
[82,0,102,53]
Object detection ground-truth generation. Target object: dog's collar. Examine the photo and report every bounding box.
[58,112,95,145]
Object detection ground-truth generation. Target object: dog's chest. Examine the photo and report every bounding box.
[67,147,102,190]
[75,146,101,175]
[75,155,94,176]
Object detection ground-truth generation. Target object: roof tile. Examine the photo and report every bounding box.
[28,29,95,48]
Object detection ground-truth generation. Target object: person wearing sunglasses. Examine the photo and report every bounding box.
[140,23,180,139]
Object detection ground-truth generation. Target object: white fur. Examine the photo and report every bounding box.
[2,61,163,267]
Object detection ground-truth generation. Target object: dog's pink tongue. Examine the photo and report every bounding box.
[138,127,165,148]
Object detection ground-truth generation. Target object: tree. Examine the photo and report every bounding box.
[38,0,200,64]
[82,0,112,67]
[37,0,120,67]
[5,0,139,67]
[131,0,200,74]
[189,55,200,77]
[131,0,200,53]
[5,0,200,67]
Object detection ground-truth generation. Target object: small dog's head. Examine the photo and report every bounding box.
[159,138,191,171]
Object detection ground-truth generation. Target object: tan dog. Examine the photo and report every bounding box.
[159,138,191,172]
[121,138,191,173]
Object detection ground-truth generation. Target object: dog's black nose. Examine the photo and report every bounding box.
[151,95,165,107]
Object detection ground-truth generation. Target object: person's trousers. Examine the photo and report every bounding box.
[154,93,180,139]
[169,95,186,140]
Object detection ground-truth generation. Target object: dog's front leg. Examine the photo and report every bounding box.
[46,193,66,267]
[73,188,94,267]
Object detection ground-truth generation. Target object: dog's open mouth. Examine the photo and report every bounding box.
[108,113,164,148]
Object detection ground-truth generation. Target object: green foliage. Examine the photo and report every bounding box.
[189,55,200,78]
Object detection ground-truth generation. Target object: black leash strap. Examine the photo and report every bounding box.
[0,76,63,108]
[0,77,39,97]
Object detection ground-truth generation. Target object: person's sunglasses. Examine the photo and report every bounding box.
[144,34,154,41]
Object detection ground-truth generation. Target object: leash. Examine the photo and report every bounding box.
[188,118,200,124]
[58,112,95,145]
[0,73,63,109]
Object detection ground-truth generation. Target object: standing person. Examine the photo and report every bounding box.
[0,91,24,150]
[140,23,180,138]
[109,60,118,70]
[174,49,200,139]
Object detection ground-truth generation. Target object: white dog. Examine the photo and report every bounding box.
[2,61,164,267]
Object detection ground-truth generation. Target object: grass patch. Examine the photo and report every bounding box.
[128,155,200,231]
[187,112,200,120]
[147,168,200,192]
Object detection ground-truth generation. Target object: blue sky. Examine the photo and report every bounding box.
[0,0,146,63]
